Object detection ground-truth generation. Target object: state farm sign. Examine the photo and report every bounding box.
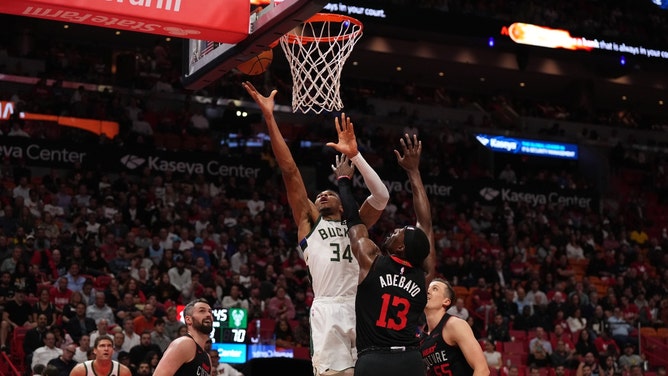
[0,0,249,43]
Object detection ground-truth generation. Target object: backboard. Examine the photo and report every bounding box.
[182,0,330,90]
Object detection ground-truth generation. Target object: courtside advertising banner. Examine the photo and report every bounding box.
[0,0,250,43]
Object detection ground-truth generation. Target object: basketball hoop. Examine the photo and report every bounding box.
[279,13,363,114]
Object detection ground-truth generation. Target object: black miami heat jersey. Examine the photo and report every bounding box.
[355,254,426,351]
[174,334,212,376]
[420,314,474,376]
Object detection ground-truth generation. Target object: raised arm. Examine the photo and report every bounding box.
[333,154,380,283]
[326,114,389,228]
[242,82,318,239]
[394,134,436,283]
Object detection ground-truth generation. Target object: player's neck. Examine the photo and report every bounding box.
[187,329,209,348]
[322,214,342,221]
[424,309,446,334]
[93,359,113,372]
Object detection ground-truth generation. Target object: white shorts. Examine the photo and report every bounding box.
[310,296,357,375]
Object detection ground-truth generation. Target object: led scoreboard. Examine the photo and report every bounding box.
[212,307,248,343]
[177,305,248,363]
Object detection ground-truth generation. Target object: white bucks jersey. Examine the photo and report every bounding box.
[300,216,359,298]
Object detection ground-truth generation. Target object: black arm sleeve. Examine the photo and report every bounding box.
[337,177,363,228]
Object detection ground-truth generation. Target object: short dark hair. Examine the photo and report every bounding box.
[403,226,430,267]
[184,298,210,318]
[432,277,456,309]
[94,335,113,348]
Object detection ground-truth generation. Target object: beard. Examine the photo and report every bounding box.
[192,319,213,334]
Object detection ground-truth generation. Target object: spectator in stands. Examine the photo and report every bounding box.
[483,340,503,371]
[588,305,609,339]
[133,303,157,336]
[526,279,548,309]
[447,297,470,321]
[487,313,510,343]
[576,353,601,376]
[167,253,192,300]
[515,286,533,315]
[567,307,587,334]
[7,116,30,137]
[230,242,249,275]
[31,331,62,369]
[608,307,633,349]
[89,318,112,346]
[51,325,73,350]
[267,286,295,320]
[46,343,77,376]
[221,283,248,310]
[575,330,599,358]
[162,306,181,341]
[274,318,295,349]
[498,163,517,184]
[551,339,578,369]
[111,332,125,361]
[64,263,86,293]
[513,305,535,331]
[149,318,170,353]
[23,314,50,365]
[528,327,553,367]
[629,365,644,376]
[32,288,57,327]
[600,355,620,376]
[617,343,643,372]
[86,292,115,325]
[0,246,23,274]
[553,325,575,349]
[63,302,95,343]
[128,331,161,368]
[0,287,34,352]
[121,318,140,352]
[209,349,244,376]
[73,334,91,363]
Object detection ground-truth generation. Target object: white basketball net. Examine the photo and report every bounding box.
[279,15,363,114]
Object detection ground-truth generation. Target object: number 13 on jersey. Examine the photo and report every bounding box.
[376,293,410,330]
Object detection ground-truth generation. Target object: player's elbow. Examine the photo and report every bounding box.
[367,191,389,210]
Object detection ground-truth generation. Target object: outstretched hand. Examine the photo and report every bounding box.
[325,113,359,158]
[242,81,276,116]
[332,154,355,180]
[394,133,422,172]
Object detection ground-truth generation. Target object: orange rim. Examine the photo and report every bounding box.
[283,13,363,44]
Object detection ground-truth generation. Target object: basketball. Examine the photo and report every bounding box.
[236,49,273,76]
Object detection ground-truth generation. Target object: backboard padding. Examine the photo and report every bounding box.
[182,0,329,90]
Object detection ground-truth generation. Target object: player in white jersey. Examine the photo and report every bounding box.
[70,335,132,376]
[243,82,389,376]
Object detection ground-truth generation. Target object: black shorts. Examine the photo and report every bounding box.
[355,348,426,376]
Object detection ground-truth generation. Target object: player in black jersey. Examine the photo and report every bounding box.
[333,133,436,376]
[153,298,213,376]
[420,278,489,376]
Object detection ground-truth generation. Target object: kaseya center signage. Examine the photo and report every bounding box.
[0,0,249,42]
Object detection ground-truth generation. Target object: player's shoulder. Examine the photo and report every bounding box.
[119,363,133,376]
[444,314,468,329]
[69,362,87,376]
